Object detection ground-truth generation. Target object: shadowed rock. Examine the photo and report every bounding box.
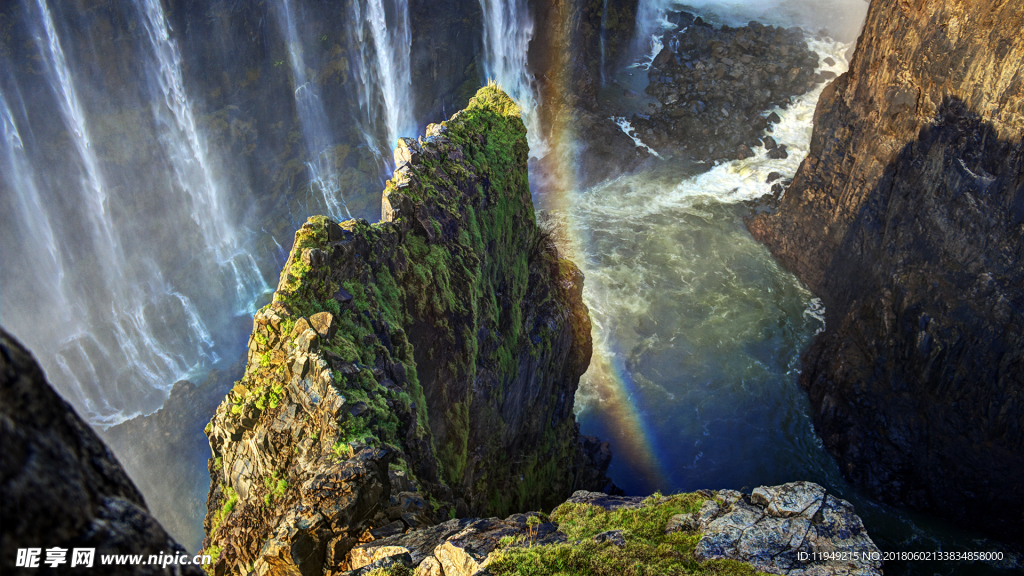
[1,328,203,575]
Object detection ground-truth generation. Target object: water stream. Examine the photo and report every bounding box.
[0,0,269,425]
[274,0,353,220]
[555,3,1017,573]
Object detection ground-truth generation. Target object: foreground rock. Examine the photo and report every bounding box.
[348,482,880,576]
[632,12,824,162]
[201,87,614,575]
[0,329,203,575]
[748,0,1024,539]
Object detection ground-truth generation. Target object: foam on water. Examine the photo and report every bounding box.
[610,116,662,157]
[636,0,868,47]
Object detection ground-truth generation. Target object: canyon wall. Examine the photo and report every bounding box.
[201,87,613,575]
[748,0,1023,538]
[1,329,202,575]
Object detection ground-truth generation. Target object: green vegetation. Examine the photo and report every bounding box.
[485,494,763,576]
[206,87,588,568]
[363,566,413,576]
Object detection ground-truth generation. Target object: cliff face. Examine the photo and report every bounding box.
[202,86,612,575]
[748,0,1024,537]
[0,329,202,575]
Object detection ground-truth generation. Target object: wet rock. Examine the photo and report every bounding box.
[635,12,820,162]
[767,144,789,159]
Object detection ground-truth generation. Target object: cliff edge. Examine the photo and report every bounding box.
[201,86,613,575]
[747,0,1023,537]
[0,328,203,575]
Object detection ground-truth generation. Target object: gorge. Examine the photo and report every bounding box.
[2,0,1021,575]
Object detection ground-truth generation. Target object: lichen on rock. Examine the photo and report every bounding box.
[347,482,880,576]
[201,86,612,575]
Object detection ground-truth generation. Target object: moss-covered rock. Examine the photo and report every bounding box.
[201,86,612,576]
[347,482,881,576]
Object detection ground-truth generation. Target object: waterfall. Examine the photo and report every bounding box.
[478,0,546,158]
[599,0,610,85]
[137,0,268,312]
[349,0,416,164]
[273,0,353,221]
[0,0,269,425]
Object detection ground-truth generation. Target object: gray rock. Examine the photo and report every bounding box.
[694,482,881,576]
[593,530,626,547]
[344,551,413,576]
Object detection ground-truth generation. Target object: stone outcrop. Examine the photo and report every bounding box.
[747,0,1024,538]
[347,482,880,576]
[632,11,825,163]
[201,86,613,575]
[0,328,203,575]
[680,482,880,576]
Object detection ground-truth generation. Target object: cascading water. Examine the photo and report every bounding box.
[599,0,610,84]
[137,0,267,313]
[273,0,353,221]
[634,0,869,50]
[0,0,269,425]
[478,0,547,158]
[349,0,416,166]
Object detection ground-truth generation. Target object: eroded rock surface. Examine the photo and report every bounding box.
[201,87,613,576]
[747,0,1024,538]
[678,482,880,576]
[0,328,202,575]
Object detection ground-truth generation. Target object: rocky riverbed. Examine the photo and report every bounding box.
[626,11,829,163]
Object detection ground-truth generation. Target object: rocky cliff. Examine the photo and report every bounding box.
[201,86,613,575]
[345,482,881,576]
[0,329,203,575]
[747,0,1024,538]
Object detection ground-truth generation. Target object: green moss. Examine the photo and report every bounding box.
[486,493,762,576]
[213,85,579,535]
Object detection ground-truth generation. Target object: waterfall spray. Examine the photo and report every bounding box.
[274,0,353,221]
[0,0,269,424]
[350,0,416,168]
[137,0,268,312]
